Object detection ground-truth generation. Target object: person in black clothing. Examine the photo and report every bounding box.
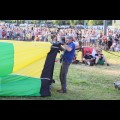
[83,51,94,66]
[107,35,113,50]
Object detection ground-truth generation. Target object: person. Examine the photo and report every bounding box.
[57,36,75,93]
[72,37,80,64]
[115,43,120,51]
[73,37,80,49]
[95,49,110,66]
[83,51,94,66]
[110,41,117,51]
[107,34,113,50]
[0,27,3,39]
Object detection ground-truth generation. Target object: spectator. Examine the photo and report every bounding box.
[83,51,94,66]
[114,42,120,52]
[110,41,117,51]
[95,49,109,66]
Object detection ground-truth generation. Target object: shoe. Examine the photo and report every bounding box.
[57,89,66,93]
[107,63,110,66]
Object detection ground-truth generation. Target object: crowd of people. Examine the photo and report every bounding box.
[0,22,120,52]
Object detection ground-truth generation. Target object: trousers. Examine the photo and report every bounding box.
[59,61,70,91]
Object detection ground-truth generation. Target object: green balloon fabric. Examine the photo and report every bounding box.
[0,74,41,96]
[0,40,57,96]
[0,42,14,76]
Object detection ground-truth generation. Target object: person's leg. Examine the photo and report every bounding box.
[87,60,90,65]
[59,65,62,89]
[83,59,87,65]
[91,39,93,45]
[103,56,109,66]
[95,57,100,64]
[94,39,96,45]
[62,62,70,91]
[85,60,90,65]
[58,62,70,92]
[108,41,111,50]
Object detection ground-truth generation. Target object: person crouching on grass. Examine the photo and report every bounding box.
[95,49,110,66]
[57,36,75,93]
[83,51,95,66]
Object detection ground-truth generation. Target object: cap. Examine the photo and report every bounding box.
[66,36,73,40]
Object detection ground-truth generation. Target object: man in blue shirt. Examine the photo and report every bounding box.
[57,36,75,93]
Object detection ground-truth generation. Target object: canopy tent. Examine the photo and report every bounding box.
[0,40,60,96]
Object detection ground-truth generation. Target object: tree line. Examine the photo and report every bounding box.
[0,20,112,26]
[52,20,112,26]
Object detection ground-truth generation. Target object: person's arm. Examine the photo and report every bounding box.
[83,55,86,61]
[61,44,72,52]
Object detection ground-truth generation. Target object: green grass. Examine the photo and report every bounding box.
[0,51,120,100]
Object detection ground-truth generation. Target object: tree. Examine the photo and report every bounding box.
[31,20,36,24]
[113,21,120,29]
[87,20,94,26]
[95,20,103,25]
[87,20,103,26]
[65,20,70,25]
[52,20,59,24]
[52,20,63,25]
[75,20,80,25]
[107,20,112,25]
[69,20,74,26]
[79,20,84,24]
[11,20,16,23]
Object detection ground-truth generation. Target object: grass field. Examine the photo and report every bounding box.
[0,50,120,100]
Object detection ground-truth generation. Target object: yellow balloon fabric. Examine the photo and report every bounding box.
[0,40,52,78]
